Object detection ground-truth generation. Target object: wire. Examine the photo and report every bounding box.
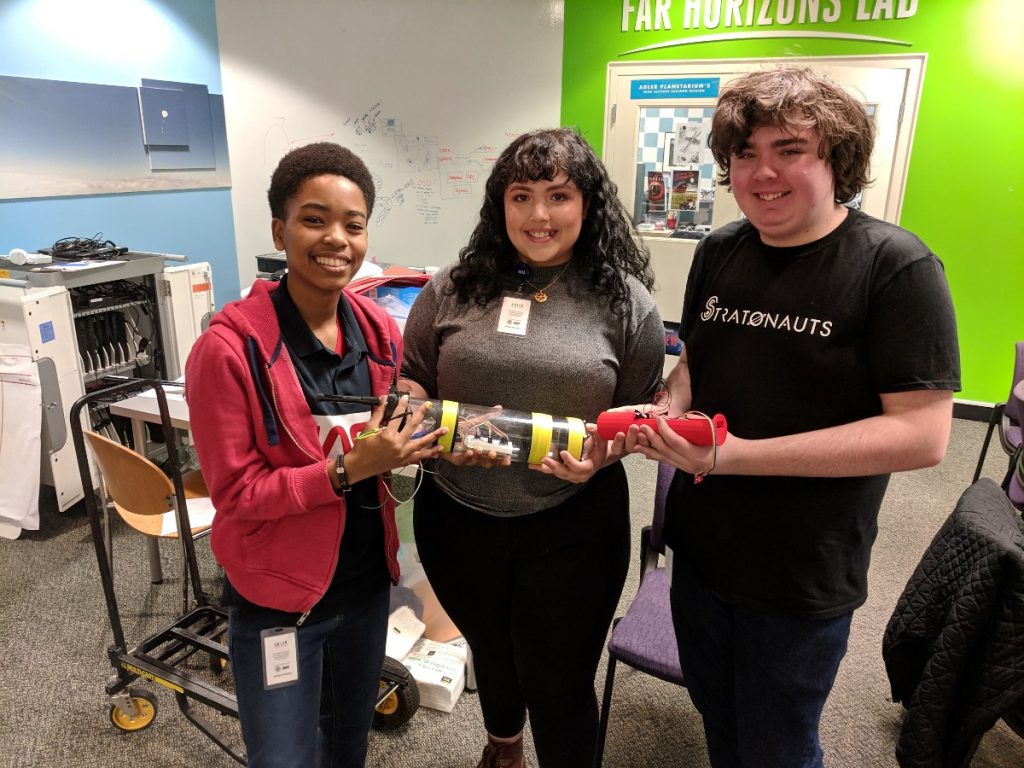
[365,463,431,509]
[634,377,672,418]
[44,234,128,261]
[685,410,717,484]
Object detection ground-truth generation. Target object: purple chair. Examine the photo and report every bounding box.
[973,341,1024,484]
[1009,448,1024,513]
[1003,447,1024,736]
[595,462,686,767]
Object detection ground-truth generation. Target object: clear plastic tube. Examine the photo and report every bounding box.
[396,398,587,464]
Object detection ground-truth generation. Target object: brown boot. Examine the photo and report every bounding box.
[475,732,525,768]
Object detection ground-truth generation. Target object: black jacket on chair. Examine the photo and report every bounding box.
[882,479,1024,768]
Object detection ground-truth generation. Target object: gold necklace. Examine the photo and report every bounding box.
[521,261,571,303]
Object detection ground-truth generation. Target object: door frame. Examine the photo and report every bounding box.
[603,54,927,324]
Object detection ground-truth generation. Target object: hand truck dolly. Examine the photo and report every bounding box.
[70,378,420,764]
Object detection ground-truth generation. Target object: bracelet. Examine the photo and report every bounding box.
[334,452,352,493]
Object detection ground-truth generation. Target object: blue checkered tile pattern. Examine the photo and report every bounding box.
[636,107,716,167]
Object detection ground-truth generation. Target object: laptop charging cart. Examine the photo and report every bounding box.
[0,252,213,538]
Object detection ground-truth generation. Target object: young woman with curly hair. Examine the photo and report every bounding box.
[400,128,665,768]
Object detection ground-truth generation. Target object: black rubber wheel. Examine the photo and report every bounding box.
[209,631,229,673]
[109,687,158,732]
[373,657,419,730]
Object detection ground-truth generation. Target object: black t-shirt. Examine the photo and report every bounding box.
[664,209,960,618]
[224,277,389,624]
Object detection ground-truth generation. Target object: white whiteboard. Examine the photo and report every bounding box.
[216,0,565,290]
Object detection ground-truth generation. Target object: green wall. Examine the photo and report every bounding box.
[561,0,1023,404]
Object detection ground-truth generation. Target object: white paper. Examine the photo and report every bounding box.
[138,377,185,400]
[38,260,126,272]
[0,344,41,531]
[385,605,426,662]
[672,122,704,166]
[402,637,468,713]
[160,495,216,535]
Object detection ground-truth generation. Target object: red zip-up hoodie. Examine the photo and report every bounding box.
[184,279,402,614]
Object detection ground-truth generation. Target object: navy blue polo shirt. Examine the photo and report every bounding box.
[223,277,389,623]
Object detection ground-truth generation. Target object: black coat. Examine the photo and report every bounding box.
[883,479,1024,767]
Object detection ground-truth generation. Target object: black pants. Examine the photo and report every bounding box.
[414,463,630,768]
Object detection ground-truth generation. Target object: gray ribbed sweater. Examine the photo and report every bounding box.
[401,262,664,516]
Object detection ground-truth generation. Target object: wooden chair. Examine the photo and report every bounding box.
[83,430,214,611]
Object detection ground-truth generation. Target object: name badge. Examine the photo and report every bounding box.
[261,627,299,689]
[497,292,531,336]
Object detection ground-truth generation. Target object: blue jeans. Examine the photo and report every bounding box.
[670,561,852,768]
[228,585,390,768]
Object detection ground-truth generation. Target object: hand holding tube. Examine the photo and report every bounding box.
[625,413,728,481]
[596,410,727,445]
[339,396,448,484]
[530,422,604,483]
[320,391,589,467]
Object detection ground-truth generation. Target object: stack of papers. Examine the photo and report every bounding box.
[401,637,468,713]
[385,605,426,661]
[160,496,216,535]
[384,605,468,713]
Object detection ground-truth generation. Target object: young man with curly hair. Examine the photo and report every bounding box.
[625,67,960,767]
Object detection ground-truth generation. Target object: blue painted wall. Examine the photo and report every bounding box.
[0,0,238,306]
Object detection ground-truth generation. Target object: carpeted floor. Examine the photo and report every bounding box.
[0,418,1021,767]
